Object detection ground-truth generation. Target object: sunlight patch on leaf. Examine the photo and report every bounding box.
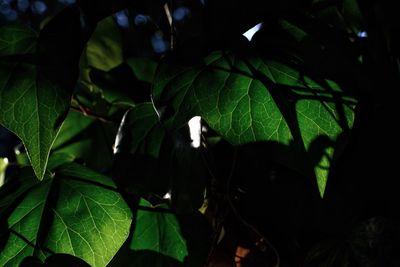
[314,147,334,197]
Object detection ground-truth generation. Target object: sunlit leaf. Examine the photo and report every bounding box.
[153,51,356,197]
[0,163,132,267]
[0,7,86,179]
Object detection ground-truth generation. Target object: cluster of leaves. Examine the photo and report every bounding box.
[0,0,399,266]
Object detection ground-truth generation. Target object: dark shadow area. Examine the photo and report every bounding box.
[209,137,400,266]
[20,253,91,267]
[89,63,152,103]
[210,140,318,266]
[109,247,185,267]
[0,126,20,161]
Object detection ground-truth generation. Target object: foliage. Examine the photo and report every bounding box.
[0,0,399,266]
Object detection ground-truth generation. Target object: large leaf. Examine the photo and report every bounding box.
[153,51,356,197]
[130,198,188,265]
[0,163,132,267]
[0,7,86,179]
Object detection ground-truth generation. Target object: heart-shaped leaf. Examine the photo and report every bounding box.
[153,51,356,197]
[0,7,86,180]
[0,163,132,267]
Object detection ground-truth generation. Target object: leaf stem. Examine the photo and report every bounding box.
[70,96,118,123]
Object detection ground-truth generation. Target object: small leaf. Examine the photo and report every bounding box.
[0,163,132,267]
[79,16,123,99]
[130,198,188,265]
[84,16,123,72]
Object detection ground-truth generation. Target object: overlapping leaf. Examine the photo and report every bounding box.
[114,103,164,157]
[130,198,188,265]
[0,163,132,267]
[80,15,123,92]
[153,51,356,196]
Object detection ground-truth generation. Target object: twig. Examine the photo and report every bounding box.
[71,96,118,123]
[70,106,116,123]
[164,2,175,51]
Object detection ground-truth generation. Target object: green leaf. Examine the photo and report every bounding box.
[342,0,364,33]
[153,51,356,197]
[115,103,164,158]
[126,58,157,83]
[52,110,94,150]
[0,41,69,179]
[47,152,76,170]
[0,163,132,267]
[0,25,36,54]
[85,16,123,72]
[52,118,118,173]
[130,199,188,265]
[79,16,123,96]
[0,7,86,180]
